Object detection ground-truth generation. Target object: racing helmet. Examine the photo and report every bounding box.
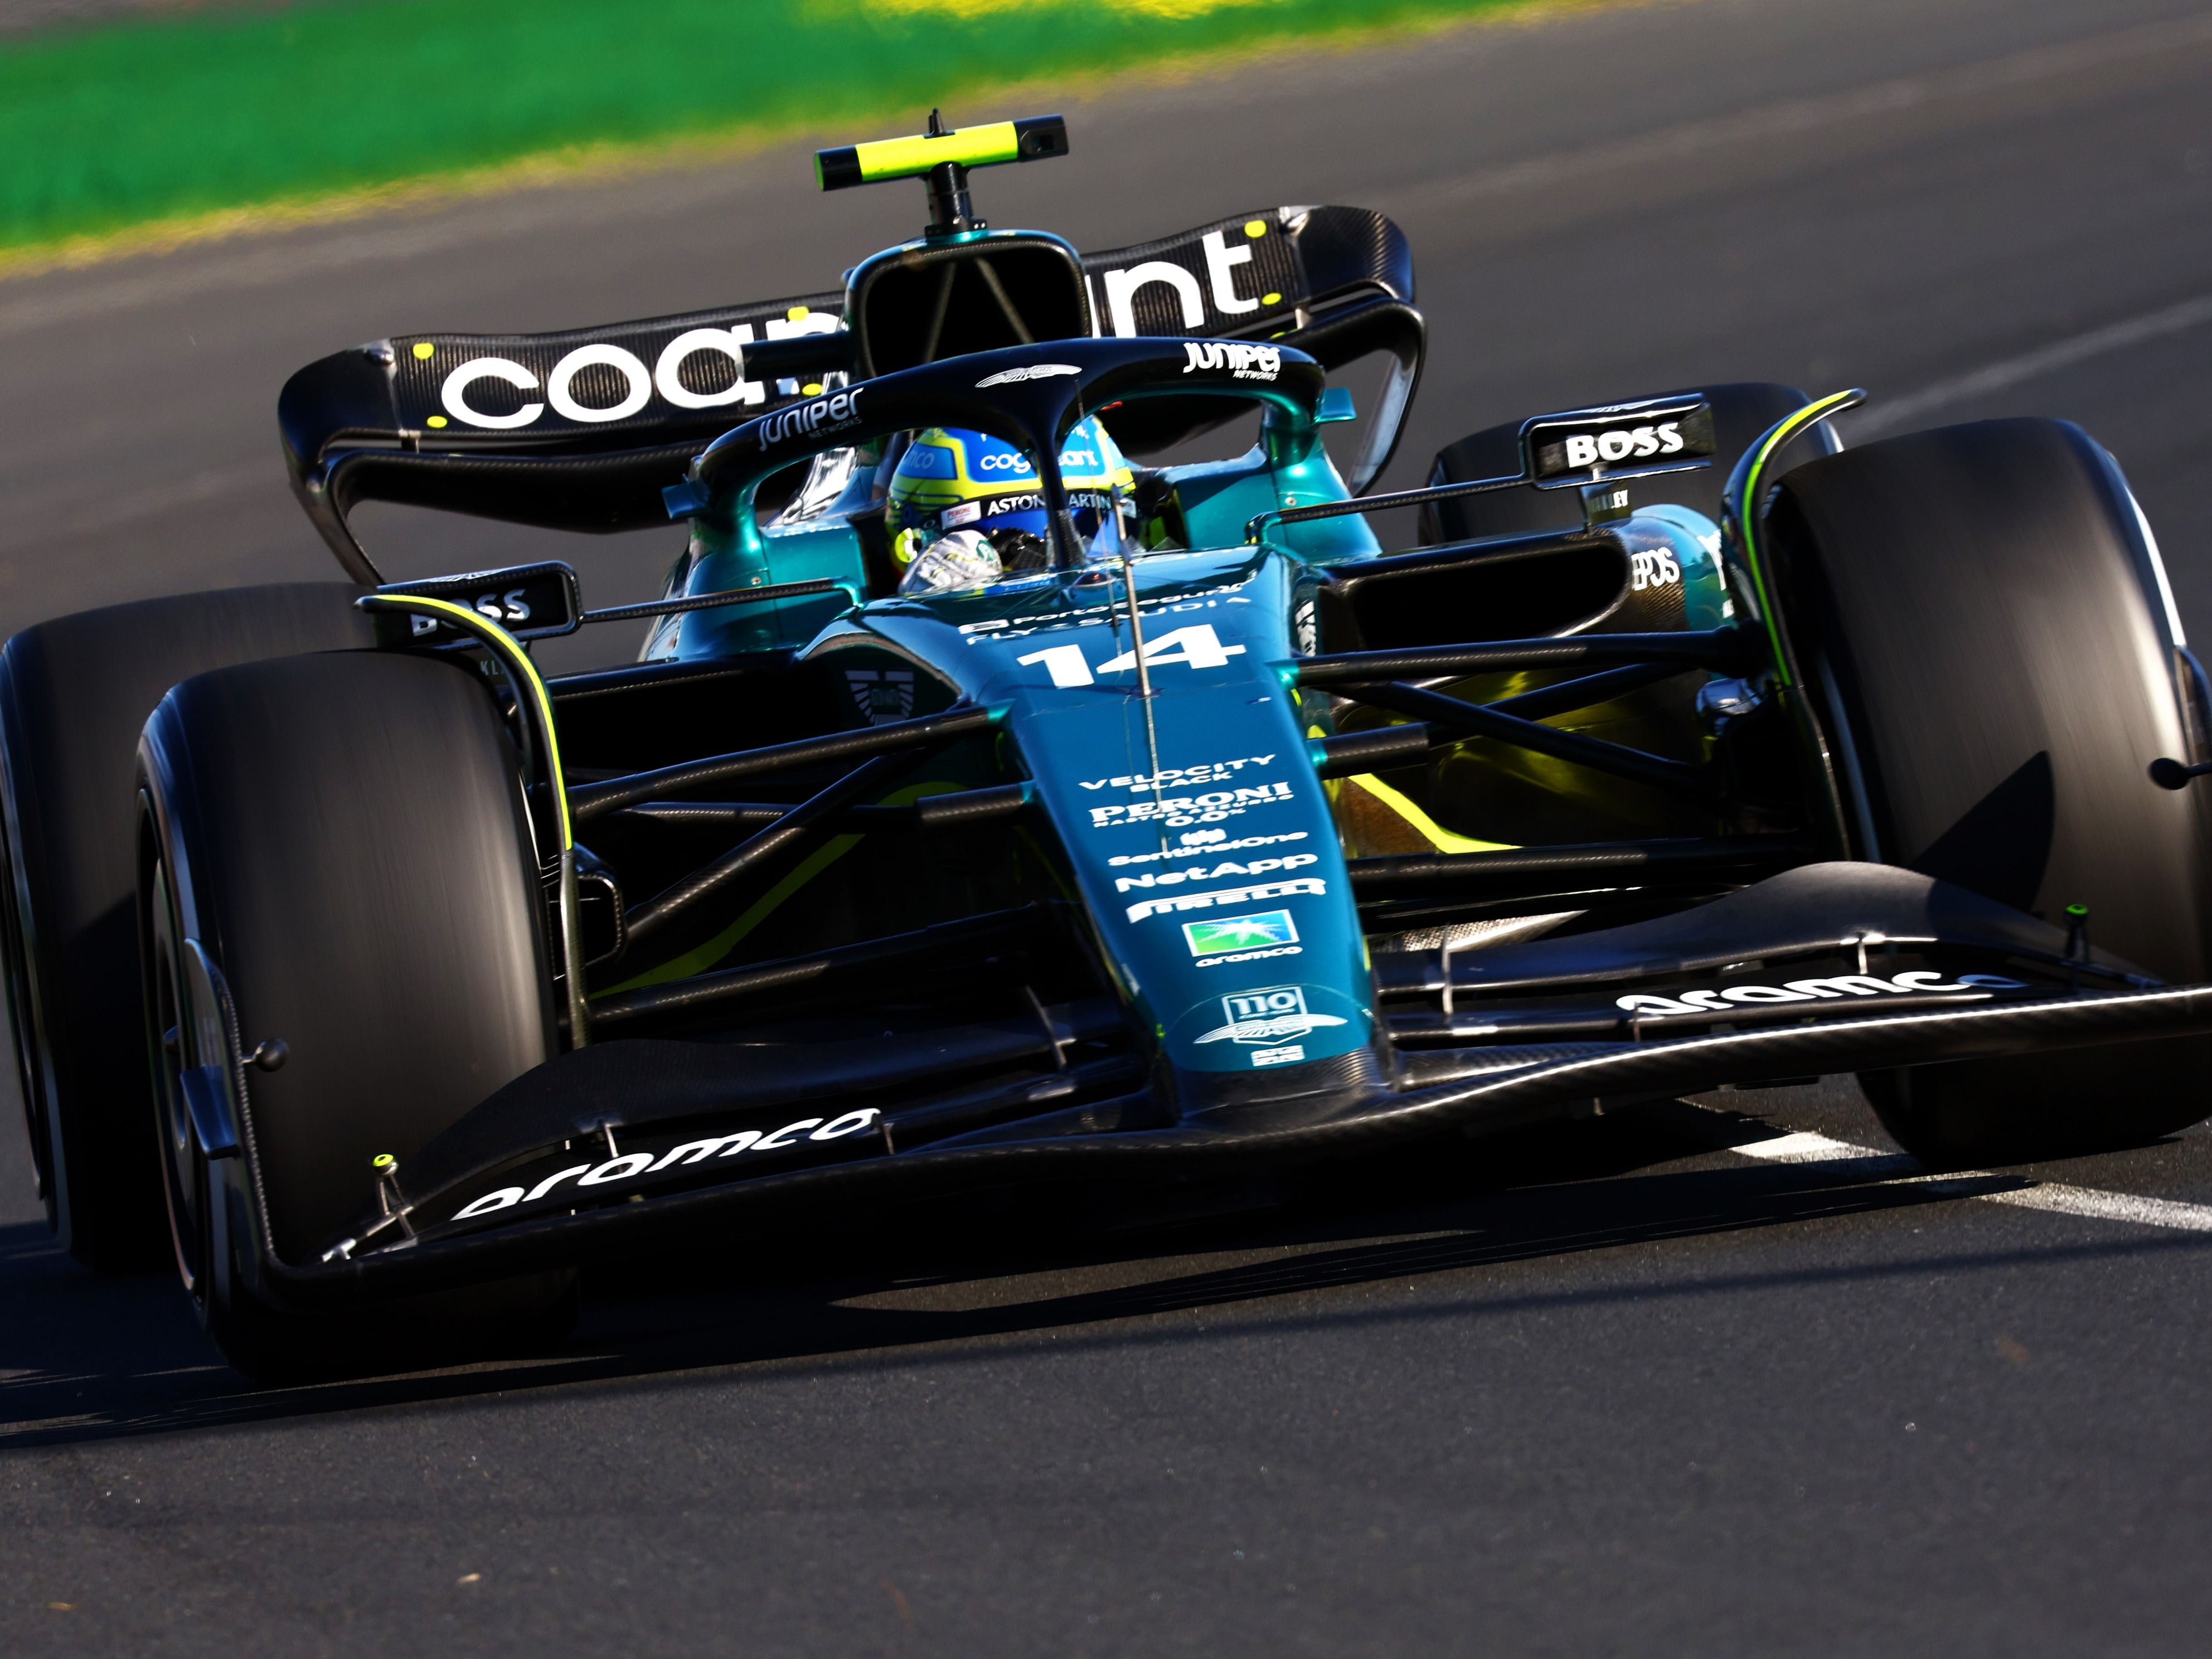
[886,418,1136,593]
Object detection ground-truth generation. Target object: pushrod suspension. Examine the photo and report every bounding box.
[590,905,1052,1026]
[622,753,913,945]
[568,704,998,824]
[1347,835,1810,898]
[613,782,1030,836]
[1341,680,1713,801]
[1293,629,1752,688]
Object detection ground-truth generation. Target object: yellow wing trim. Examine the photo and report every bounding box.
[357,593,569,848]
[1343,772,1514,855]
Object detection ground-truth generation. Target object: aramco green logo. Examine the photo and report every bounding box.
[1182,909,1299,957]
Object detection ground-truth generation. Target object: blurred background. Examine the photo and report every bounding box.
[2,0,2206,679]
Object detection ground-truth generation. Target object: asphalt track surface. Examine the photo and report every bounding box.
[4,1,2212,1651]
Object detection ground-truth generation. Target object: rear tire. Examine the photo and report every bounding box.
[0,584,371,1270]
[139,648,569,1377]
[1421,382,1834,543]
[1768,418,2212,1164]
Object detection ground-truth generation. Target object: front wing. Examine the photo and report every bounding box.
[235,861,2212,1308]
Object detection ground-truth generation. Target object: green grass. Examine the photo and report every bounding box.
[0,0,1539,261]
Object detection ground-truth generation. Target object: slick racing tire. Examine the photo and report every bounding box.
[1421,382,1834,544]
[0,584,372,1272]
[139,648,571,1380]
[1766,417,2212,1165]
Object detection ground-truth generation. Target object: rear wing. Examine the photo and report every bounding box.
[279,206,1420,581]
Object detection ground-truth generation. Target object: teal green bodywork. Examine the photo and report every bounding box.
[654,341,1725,1099]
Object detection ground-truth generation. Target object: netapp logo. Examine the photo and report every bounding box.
[1114,852,1317,894]
[759,387,865,449]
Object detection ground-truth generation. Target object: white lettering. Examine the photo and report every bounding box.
[654,325,764,410]
[1201,230,1259,315]
[450,1109,884,1224]
[649,1132,760,1170]
[1095,624,1247,676]
[1630,549,1681,591]
[578,1152,655,1186]
[546,343,652,424]
[1195,944,1302,968]
[453,1186,523,1219]
[976,363,1081,388]
[1103,261,1206,337]
[1179,340,1283,382]
[440,356,543,430]
[1016,643,1094,688]
[1127,876,1326,924]
[1617,971,1998,1016]
[755,1117,824,1150]
[1781,975,1904,998]
[523,1164,590,1202]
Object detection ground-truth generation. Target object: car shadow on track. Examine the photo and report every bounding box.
[1,1102,2201,1449]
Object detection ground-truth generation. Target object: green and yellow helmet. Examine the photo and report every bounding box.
[885,417,1135,584]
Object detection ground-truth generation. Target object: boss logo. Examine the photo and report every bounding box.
[1565,423,1686,468]
[1525,400,1716,482]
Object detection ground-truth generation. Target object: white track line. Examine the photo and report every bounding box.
[1849,292,2212,438]
[1729,1127,2212,1233]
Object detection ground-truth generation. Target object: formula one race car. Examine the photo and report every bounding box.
[7,114,2211,1374]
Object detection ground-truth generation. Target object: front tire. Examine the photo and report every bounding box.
[139,647,569,1377]
[0,584,372,1270]
[1768,418,2212,1163]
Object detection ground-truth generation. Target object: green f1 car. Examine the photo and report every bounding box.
[6,115,2209,1375]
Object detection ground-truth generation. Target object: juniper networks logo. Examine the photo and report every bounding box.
[1182,909,1298,957]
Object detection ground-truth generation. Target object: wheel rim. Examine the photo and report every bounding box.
[140,824,208,1311]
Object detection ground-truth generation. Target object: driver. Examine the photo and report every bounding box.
[885,418,1138,594]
